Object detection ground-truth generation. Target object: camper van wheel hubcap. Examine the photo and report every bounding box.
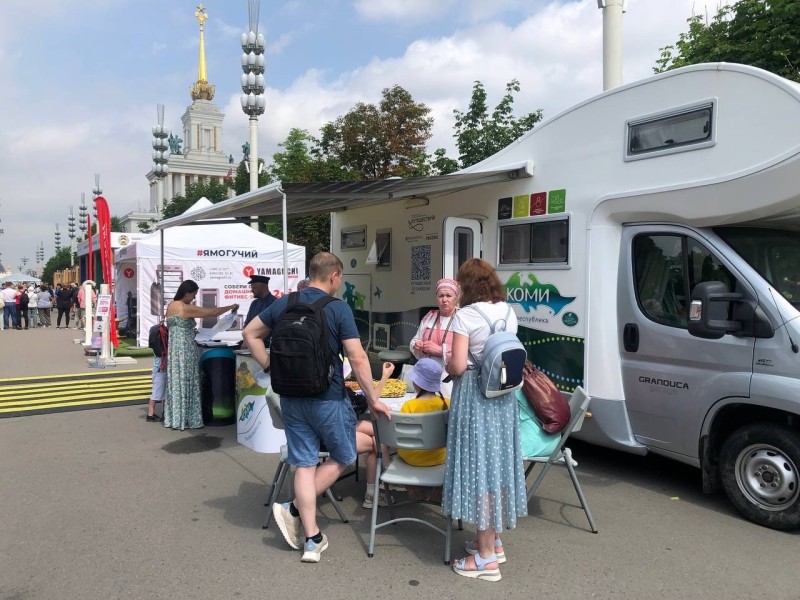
[735,444,799,511]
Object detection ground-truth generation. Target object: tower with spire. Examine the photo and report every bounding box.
[128,4,233,229]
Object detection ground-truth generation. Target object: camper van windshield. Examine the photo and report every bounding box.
[715,227,800,309]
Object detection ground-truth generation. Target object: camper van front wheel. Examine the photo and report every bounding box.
[720,424,800,531]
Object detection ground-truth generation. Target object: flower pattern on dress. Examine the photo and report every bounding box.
[163,315,202,430]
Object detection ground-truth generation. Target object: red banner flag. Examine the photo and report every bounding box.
[94,196,119,348]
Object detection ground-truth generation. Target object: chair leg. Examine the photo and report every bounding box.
[444,516,452,565]
[526,461,554,502]
[324,488,349,523]
[263,462,289,529]
[563,448,598,533]
[367,457,383,558]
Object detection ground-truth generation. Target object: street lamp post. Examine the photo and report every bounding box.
[79,193,88,238]
[54,224,62,253]
[241,0,266,230]
[151,106,169,215]
[67,206,76,267]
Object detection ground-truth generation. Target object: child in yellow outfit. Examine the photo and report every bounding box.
[398,358,450,467]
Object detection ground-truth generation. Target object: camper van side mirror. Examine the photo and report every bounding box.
[688,281,743,339]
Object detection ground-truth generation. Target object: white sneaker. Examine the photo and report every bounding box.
[272,502,304,550]
[301,533,329,563]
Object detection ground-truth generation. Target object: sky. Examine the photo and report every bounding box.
[0,0,732,273]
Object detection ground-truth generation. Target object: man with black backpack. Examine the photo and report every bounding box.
[242,252,390,563]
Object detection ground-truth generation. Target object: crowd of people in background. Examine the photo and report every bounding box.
[0,280,95,330]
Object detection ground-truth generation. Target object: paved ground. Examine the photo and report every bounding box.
[0,326,798,599]
[0,324,152,379]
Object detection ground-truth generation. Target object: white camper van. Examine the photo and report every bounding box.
[329,64,800,530]
[158,63,800,530]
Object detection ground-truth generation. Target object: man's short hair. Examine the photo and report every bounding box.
[308,252,343,282]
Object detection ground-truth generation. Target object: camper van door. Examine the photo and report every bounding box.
[443,217,481,278]
[617,225,755,459]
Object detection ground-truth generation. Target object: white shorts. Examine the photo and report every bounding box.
[151,357,166,401]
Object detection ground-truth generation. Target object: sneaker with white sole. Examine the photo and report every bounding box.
[301,533,329,563]
[272,502,304,550]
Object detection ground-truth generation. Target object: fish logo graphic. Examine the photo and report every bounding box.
[239,401,254,422]
[505,272,576,316]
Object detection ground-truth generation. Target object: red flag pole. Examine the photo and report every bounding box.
[87,213,93,285]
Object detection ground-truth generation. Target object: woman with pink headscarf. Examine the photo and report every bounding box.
[409,277,460,396]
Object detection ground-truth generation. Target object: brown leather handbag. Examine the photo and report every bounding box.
[521,363,571,434]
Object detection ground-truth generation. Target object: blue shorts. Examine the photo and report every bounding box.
[280,398,357,468]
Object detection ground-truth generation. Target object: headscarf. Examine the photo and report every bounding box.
[435,277,460,298]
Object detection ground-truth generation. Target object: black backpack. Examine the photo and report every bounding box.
[270,292,337,397]
[148,322,168,359]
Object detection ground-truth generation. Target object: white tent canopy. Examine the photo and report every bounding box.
[114,198,305,347]
[1,273,41,284]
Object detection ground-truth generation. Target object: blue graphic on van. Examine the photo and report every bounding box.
[343,281,366,311]
[505,273,576,316]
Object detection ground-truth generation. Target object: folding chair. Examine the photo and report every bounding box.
[262,393,349,529]
[368,409,453,564]
[524,386,598,533]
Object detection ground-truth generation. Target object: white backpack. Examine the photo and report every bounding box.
[468,305,526,398]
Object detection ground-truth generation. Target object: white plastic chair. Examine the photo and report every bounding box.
[262,393,348,529]
[367,409,453,564]
[524,386,598,533]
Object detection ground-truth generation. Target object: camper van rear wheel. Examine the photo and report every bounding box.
[720,424,800,531]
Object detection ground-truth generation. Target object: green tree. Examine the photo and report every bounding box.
[451,79,543,168]
[265,128,344,261]
[320,85,434,180]
[161,180,232,219]
[655,0,800,82]
[232,159,272,196]
[41,247,73,284]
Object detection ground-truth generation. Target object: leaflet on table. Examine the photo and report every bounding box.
[195,312,237,342]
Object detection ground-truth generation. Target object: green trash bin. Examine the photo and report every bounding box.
[199,347,236,425]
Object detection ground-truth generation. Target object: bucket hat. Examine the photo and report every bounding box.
[408,358,443,393]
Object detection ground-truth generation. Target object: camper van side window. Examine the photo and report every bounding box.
[626,102,714,160]
[375,228,391,269]
[499,218,568,266]
[341,226,366,250]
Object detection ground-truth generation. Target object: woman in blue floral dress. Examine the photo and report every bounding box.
[444,258,525,583]
[163,280,238,430]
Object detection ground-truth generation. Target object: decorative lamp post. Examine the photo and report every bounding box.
[54,224,62,253]
[67,206,76,267]
[36,243,44,264]
[240,0,266,197]
[151,105,170,214]
[79,193,88,237]
[92,173,102,221]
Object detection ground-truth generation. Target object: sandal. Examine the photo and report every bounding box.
[465,538,506,563]
[452,552,501,582]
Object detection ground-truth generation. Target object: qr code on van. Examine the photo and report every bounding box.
[411,245,431,282]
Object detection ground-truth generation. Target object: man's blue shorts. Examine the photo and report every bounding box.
[280,397,356,467]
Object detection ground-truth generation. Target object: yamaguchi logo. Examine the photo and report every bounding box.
[505,273,576,315]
